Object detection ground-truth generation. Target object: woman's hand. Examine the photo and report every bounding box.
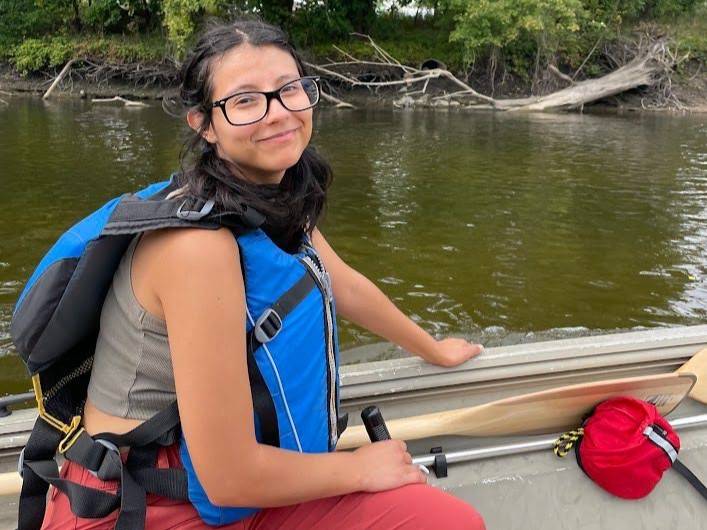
[428,338,483,367]
[353,440,427,493]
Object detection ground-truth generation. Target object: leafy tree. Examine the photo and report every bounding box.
[448,0,582,63]
[162,0,230,58]
[83,0,161,33]
[0,1,73,43]
[259,0,295,27]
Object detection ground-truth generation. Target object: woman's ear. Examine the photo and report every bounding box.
[187,109,215,144]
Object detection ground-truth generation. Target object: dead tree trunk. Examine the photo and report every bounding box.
[311,37,682,112]
[495,42,669,111]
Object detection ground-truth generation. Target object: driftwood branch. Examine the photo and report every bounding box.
[320,90,355,109]
[91,96,148,107]
[43,59,76,99]
[548,65,575,85]
[573,37,602,81]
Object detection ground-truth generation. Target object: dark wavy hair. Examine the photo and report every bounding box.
[176,19,333,252]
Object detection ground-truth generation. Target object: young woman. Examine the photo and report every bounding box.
[41,19,485,530]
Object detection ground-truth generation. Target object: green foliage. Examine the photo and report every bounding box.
[287,0,380,47]
[82,0,161,33]
[666,2,707,62]
[162,0,230,58]
[288,0,352,46]
[12,37,73,76]
[0,0,72,43]
[162,0,203,58]
[0,0,704,80]
[448,0,583,64]
[73,34,167,62]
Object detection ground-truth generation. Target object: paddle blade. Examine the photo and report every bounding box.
[454,372,695,437]
[676,347,707,404]
[336,372,695,450]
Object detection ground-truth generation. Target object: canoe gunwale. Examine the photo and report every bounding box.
[340,325,707,404]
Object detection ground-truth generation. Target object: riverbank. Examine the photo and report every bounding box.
[3,61,706,113]
[2,13,706,113]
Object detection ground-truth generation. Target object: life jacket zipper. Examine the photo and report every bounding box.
[299,253,338,448]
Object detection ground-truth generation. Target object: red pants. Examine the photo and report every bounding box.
[42,445,485,530]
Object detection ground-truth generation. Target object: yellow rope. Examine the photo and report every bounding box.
[553,428,584,457]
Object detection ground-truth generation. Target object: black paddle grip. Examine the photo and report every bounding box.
[361,406,391,442]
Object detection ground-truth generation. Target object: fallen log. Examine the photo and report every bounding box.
[496,42,670,111]
[313,37,680,112]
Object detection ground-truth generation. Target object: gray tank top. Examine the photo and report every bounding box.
[86,235,175,420]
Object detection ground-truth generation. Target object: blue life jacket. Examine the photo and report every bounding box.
[10,177,344,530]
[183,223,342,525]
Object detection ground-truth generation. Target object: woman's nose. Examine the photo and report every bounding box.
[264,97,290,123]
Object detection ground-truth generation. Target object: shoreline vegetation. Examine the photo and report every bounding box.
[1,1,706,112]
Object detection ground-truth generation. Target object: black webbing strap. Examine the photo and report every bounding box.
[95,401,187,529]
[93,401,181,448]
[18,422,123,525]
[647,423,707,502]
[246,347,280,448]
[25,463,121,518]
[673,460,707,500]
[18,418,63,530]
[337,412,349,438]
[18,403,187,530]
[247,272,317,353]
[104,194,264,236]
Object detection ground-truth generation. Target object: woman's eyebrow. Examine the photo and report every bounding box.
[225,74,299,95]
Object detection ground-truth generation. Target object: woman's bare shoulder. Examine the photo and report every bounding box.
[140,226,241,268]
[132,227,243,316]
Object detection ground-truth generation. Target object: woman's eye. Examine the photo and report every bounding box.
[281,84,299,93]
[233,96,257,106]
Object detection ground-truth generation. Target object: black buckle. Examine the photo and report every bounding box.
[89,439,122,481]
[176,198,215,221]
[253,308,282,344]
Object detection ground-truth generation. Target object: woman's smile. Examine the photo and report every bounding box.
[257,127,299,143]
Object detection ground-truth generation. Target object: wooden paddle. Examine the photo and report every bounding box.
[336,346,707,450]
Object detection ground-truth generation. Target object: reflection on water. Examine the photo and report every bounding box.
[315,109,707,360]
[1,98,706,386]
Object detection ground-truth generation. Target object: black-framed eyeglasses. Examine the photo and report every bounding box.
[211,76,320,126]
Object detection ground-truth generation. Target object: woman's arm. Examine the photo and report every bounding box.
[149,228,425,507]
[311,229,482,367]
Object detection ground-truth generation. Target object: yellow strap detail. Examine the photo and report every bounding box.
[32,374,84,453]
[553,428,584,457]
[58,422,84,454]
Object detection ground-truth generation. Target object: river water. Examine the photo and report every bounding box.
[1,97,706,393]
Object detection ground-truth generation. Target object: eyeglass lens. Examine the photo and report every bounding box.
[224,78,319,125]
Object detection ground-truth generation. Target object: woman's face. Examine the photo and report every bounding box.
[193,44,313,185]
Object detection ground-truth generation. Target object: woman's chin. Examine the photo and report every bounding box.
[264,153,303,172]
